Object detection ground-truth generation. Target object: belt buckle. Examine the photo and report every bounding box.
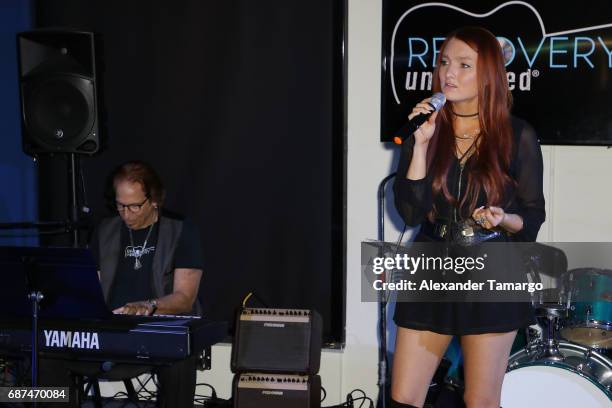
[461,226,474,237]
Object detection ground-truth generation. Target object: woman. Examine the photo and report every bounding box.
[391,27,545,408]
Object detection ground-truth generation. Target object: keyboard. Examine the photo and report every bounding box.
[0,315,227,364]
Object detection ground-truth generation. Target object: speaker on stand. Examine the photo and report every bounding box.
[13,29,103,246]
[18,29,101,155]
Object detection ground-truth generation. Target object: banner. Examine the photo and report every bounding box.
[381,1,612,144]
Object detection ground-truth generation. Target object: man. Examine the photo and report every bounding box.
[41,160,204,408]
[93,160,203,318]
[91,160,204,407]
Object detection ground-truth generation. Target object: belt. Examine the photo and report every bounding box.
[421,220,507,243]
[421,221,450,240]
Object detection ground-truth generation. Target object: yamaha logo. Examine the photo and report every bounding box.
[44,330,100,350]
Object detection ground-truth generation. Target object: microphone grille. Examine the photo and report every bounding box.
[430,92,446,111]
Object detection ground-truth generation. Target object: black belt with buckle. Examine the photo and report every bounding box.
[421,221,449,240]
[421,220,505,245]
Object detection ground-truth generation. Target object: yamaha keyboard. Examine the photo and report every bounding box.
[0,315,227,364]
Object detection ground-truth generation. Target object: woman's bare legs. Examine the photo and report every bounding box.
[460,330,517,408]
[391,327,452,407]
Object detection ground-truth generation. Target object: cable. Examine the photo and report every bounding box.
[348,389,374,408]
[321,385,327,402]
[346,391,354,406]
[241,292,253,307]
[240,291,269,308]
[195,382,218,399]
[135,374,157,401]
[322,389,375,408]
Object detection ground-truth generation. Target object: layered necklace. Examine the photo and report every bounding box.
[455,127,481,140]
[455,128,481,163]
[128,215,157,270]
[451,106,480,163]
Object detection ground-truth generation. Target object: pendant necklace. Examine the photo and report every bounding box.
[129,222,155,270]
[455,128,480,140]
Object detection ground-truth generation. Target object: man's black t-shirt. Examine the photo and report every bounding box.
[90,216,203,310]
[109,222,159,309]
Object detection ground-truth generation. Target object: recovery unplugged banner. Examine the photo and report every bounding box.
[381,1,612,145]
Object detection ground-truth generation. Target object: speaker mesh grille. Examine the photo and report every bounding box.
[22,75,95,150]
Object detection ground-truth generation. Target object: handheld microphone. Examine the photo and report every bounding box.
[393,92,446,145]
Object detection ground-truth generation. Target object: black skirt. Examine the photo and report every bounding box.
[393,229,536,335]
[393,301,535,335]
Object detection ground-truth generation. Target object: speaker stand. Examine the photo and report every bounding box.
[68,153,80,247]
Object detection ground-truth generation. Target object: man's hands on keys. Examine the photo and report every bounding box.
[113,300,156,316]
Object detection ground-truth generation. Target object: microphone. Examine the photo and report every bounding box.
[393,92,446,145]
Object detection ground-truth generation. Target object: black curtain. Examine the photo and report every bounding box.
[35,0,346,344]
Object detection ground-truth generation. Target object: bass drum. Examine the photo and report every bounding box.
[501,342,611,407]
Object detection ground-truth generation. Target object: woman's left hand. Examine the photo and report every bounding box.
[472,206,505,229]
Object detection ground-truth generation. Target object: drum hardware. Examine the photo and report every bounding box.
[533,303,567,361]
[586,304,592,319]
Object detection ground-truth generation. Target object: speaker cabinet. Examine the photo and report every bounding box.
[17,30,101,155]
[233,373,321,408]
[231,308,322,374]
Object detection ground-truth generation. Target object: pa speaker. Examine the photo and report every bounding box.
[233,373,321,408]
[231,308,322,374]
[17,30,101,155]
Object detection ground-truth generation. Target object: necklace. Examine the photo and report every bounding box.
[455,128,480,140]
[456,142,474,159]
[451,109,479,118]
[128,222,155,270]
[456,131,481,162]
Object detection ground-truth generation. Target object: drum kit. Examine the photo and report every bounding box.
[500,267,612,406]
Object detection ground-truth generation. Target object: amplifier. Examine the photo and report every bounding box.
[231,308,322,374]
[233,373,321,408]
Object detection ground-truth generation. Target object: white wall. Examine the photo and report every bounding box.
[104,0,612,404]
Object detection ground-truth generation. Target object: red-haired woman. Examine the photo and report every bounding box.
[391,27,545,408]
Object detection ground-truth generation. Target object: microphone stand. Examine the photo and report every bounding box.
[28,290,44,389]
[377,173,396,408]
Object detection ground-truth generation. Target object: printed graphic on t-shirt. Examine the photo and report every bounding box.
[125,245,156,258]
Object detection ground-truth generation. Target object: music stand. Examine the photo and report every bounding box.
[0,246,110,386]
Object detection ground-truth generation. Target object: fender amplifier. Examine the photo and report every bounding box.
[231,308,322,374]
[233,373,321,408]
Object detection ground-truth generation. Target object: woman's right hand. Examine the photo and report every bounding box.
[408,97,439,146]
